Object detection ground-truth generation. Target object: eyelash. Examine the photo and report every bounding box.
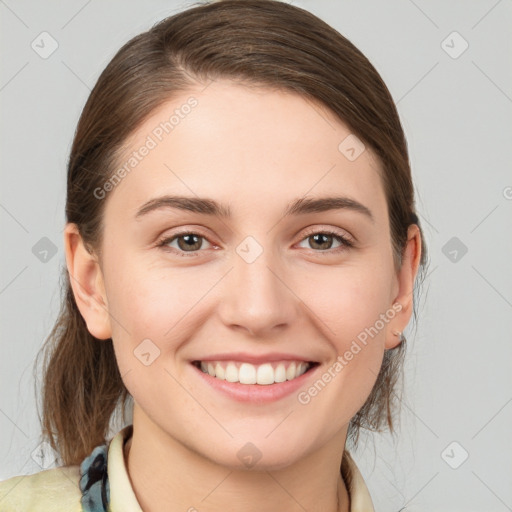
[156,228,354,258]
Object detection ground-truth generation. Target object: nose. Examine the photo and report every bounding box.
[217,244,299,337]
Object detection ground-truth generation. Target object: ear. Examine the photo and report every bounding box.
[385,224,422,349]
[63,223,112,340]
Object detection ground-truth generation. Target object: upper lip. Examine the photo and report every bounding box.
[192,352,318,365]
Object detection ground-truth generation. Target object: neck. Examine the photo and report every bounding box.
[124,404,351,512]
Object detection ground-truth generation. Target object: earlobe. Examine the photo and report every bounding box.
[385,224,422,350]
[386,328,404,350]
[64,223,112,340]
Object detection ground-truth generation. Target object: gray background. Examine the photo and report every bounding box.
[1,1,511,511]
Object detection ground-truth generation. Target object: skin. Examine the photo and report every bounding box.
[65,79,421,512]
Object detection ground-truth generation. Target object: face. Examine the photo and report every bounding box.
[68,79,419,470]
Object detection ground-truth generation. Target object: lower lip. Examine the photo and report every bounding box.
[190,363,320,404]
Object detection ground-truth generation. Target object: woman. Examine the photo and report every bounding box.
[0,0,427,510]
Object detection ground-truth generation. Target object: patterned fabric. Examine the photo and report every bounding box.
[79,443,110,512]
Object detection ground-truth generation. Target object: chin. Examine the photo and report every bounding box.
[199,436,309,472]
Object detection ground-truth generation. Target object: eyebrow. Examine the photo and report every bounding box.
[135,195,374,223]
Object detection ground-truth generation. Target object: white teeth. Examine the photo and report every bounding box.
[274,363,287,383]
[256,363,274,385]
[225,362,239,382]
[240,363,257,384]
[286,362,296,381]
[215,363,225,380]
[197,360,311,385]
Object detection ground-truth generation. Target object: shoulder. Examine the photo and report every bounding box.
[0,465,82,512]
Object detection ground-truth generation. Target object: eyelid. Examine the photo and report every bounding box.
[155,228,216,252]
[299,225,355,245]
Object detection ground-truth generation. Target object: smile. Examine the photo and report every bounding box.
[192,360,318,385]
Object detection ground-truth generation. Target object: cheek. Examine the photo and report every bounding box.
[105,259,216,378]
[307,262,393,344]
[105,268,193,414]
[298,269,389,422]
[105,252,184,333]
[102,257,173,373]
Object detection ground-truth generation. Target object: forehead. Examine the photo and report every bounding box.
[104,80,387,224]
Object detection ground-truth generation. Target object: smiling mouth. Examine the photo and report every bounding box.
[191,360,320,385]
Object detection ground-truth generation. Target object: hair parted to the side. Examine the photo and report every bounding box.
[35,0,429,467]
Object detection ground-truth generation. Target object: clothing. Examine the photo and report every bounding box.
[0,425,375,511]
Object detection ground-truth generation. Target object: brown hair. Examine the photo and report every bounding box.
[36,0,428,468]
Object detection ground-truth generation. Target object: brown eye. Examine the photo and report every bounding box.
[175,233,204,251]
[297,229,354,253]
[157,231,214,256]
[308,233,336,250]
